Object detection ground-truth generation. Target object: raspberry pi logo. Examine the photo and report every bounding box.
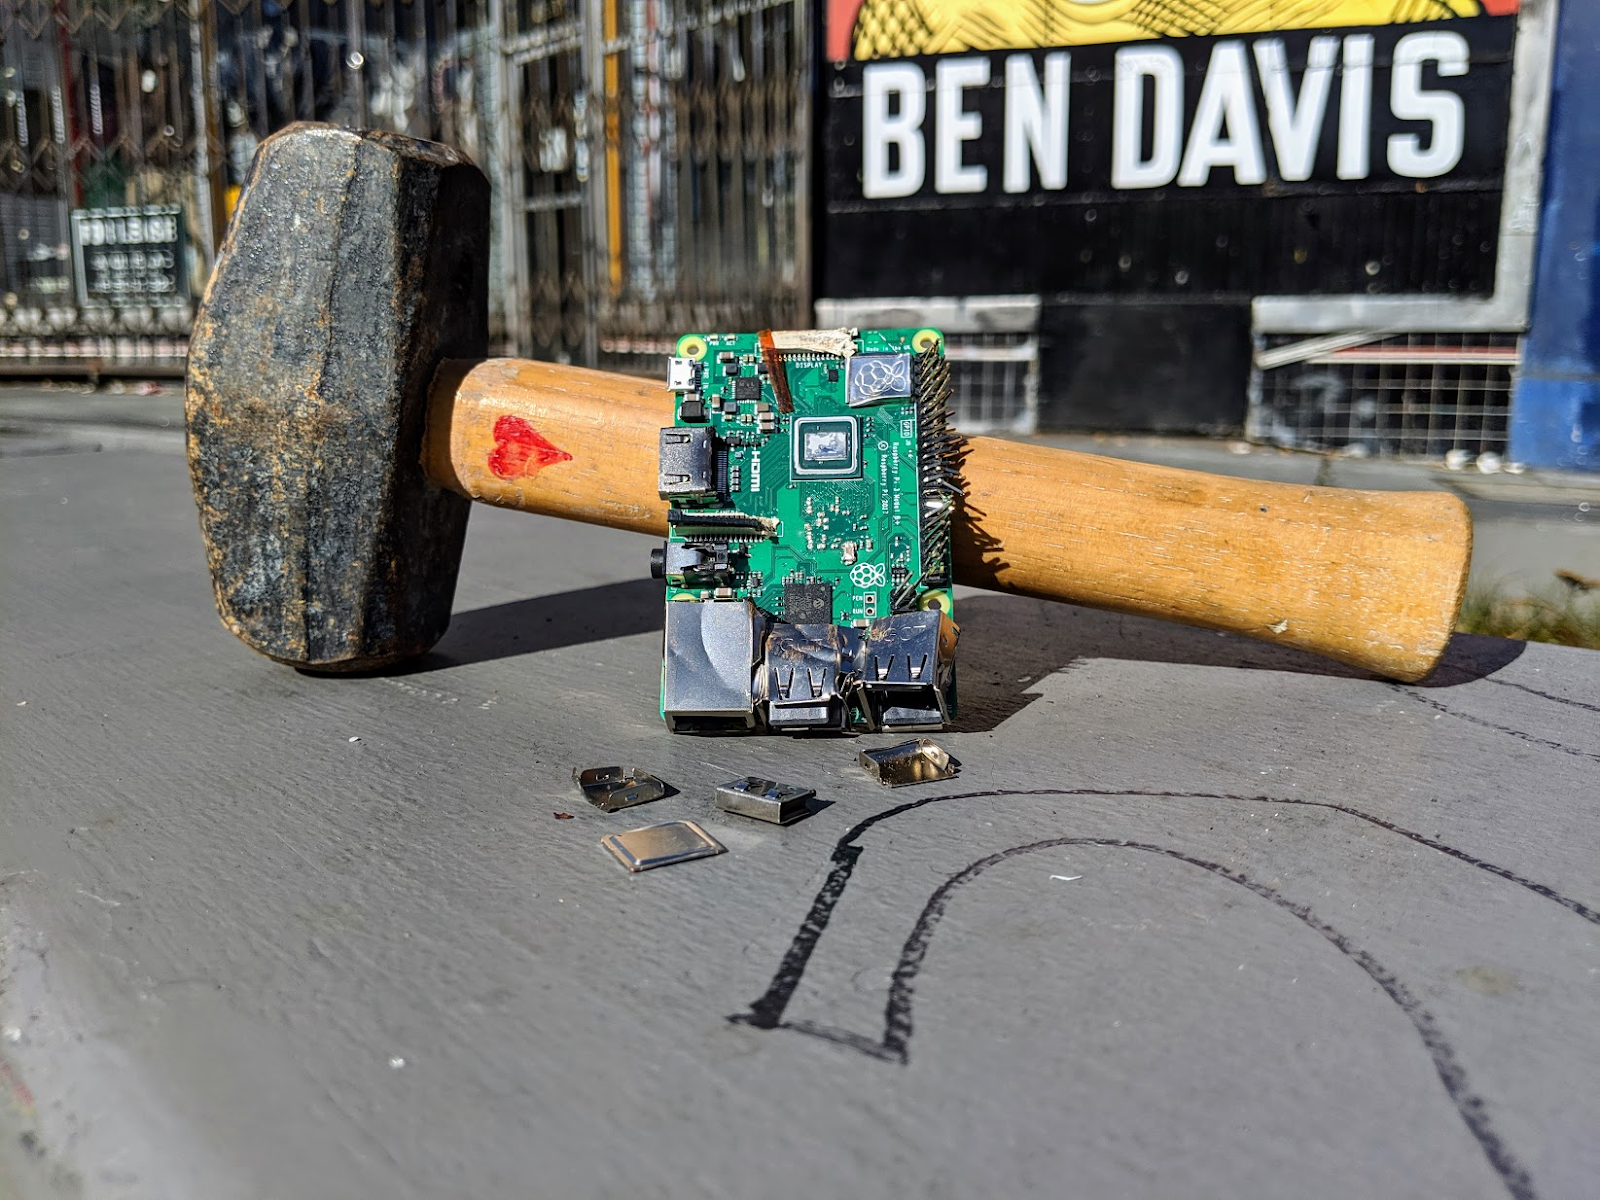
[851,562,888,588]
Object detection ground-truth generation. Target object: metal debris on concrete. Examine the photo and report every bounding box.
[858,738,958,787]
[715,777,817,825]
[553,812,575,820]
[600,821,726,873]
[573,766,669,812]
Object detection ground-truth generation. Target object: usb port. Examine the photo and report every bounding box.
[858,610,958,731]
[667,357,698,392]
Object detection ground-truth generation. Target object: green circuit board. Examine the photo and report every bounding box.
[655,327,961,734]
[666,328,947,623]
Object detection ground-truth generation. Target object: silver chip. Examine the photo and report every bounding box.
[804,429,850,461]
[858,738,958,787]
[600,820,726,872]
[715,776,817,824]
[573,765,669,812]
[845,353,912,406]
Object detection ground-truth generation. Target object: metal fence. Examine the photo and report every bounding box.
[1250,332,1519,462]
[942,330,1038,436]
[816,296,1041,434]
[1,0,809,374]
[502,0,810,371]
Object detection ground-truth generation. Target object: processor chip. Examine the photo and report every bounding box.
[806,430,849,460]
[784,582,833,624]
[791,416,860,478]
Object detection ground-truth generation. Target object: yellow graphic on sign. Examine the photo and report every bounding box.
[843,0,1510,60]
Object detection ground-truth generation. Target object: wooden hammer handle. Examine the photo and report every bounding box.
[425,358,1470,683]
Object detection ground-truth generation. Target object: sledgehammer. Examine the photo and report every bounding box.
[186,124,1470,682]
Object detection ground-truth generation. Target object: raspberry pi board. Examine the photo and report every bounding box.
[654,328,961,733]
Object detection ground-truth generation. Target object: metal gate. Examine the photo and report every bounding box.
[501,0,811,372]
[0,0,497,372]
[2,0,807,374]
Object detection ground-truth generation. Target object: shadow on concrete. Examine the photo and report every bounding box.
[947,595,1524,733]
[381,580,1523,731]
[408,577,664,672]
[1413,633,1527,688]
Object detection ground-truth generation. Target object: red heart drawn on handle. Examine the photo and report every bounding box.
[488,415,574,480]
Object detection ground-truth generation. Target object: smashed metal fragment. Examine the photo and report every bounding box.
[573,766,669,812]
[857,738,958,787]
[715,777,817,825]
[661,599,764,733]
[600,821,726,873]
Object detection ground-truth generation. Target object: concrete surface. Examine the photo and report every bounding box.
[1,408,1598,1200]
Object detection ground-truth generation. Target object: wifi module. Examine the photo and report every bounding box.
[652,328,961,734]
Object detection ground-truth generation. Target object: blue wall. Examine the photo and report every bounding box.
[1511,0,1600,472]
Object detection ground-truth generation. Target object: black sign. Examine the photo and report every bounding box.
[71,205,187,306]
[820,19,1517,298]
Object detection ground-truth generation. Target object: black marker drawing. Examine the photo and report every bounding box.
[1399,687,1600,763]
[733,786,1599,1200]
[1483,677,1600,715]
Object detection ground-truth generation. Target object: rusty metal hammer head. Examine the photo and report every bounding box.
[186,123,489,671]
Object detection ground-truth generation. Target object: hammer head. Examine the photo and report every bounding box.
[187,124,488,670]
